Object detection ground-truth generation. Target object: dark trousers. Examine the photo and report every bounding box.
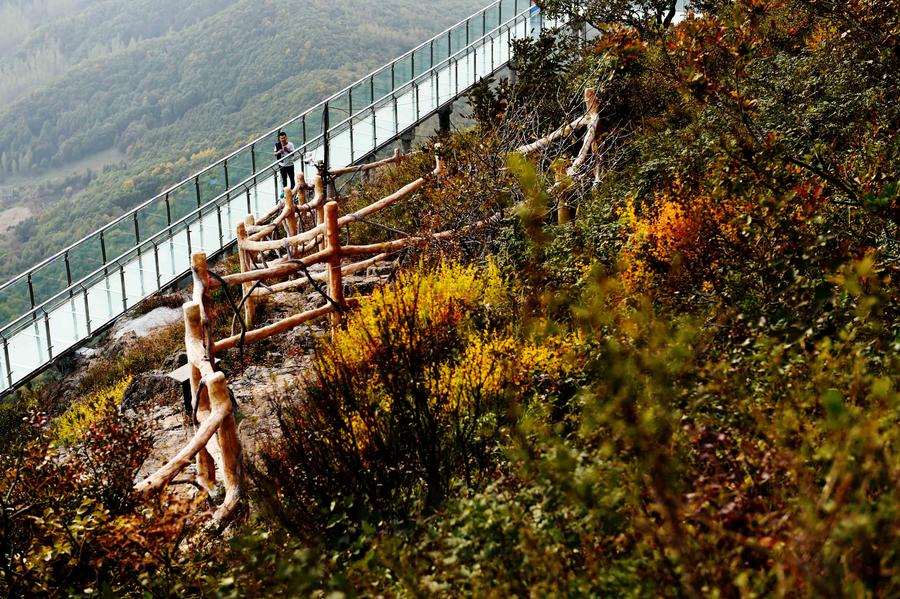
[280,165,295,189]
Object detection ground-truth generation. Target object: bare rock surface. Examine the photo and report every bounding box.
[114,307,183,341]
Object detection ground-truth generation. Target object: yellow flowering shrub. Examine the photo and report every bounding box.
[53,376,132,446]
[437,331,585,410]
[326,260,505,371]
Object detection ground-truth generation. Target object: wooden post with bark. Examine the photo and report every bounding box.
[324,200,345,327]
[283,186,300,259]
[184,289,217,495]
[238,215,257,325]
[313,164,326,250]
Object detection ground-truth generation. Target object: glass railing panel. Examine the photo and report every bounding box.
[0,278,32,328]
[433,33,450,63]
[85,268,121,326]
[220,195,244,242]
[253,170,280,215]
[486,3,500,30]
[8,318,47,376]
[413,45,432,78]
[47,296,87,351]
[373,67,393,100]
[329,123,353,169]
[393,55,413,90]
[374,98,396,146]
[67,235,105,285]
[304,106,324,142]
[169,183,198,223]
[192,208,219,254]
[136,196,170,244]
[30,259,68,307]
[165,225,191,276]
[352,112,375,159]
[416,74,437,116]
[351,78,373,111]
[530,8,542,35]
[516,16,528,41]
[474,43,488,79]
[437,64,454,105]
[450,22,467,53]
[456,51,473,91]
[198,164,227,206]
[497,28,510,64]
[468,16,484,42]
[396,88,417,133]
[227,146,254,185]
[328,90,351,128]
[103,217,139,263]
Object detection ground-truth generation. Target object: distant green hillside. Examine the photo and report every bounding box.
[0,0,484,309]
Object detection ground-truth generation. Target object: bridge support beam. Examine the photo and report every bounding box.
[400,128,416,154]
[438,104,453,134]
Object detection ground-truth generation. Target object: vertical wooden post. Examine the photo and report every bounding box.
[236,217,257,325]
[283,186,300,259]
[208,371,242,521]
[191,252,210,307]
[184,302,217,494]
[324,201,345,327]
[313,166,326,250]
[294,172,308,204]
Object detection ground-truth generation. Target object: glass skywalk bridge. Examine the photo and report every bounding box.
[0,0,554,395]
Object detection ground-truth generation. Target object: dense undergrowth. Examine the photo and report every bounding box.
[2,0,900,595]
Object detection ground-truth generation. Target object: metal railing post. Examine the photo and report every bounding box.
[216,205,224,247]
[153,243,161,288]
[27,273,35,309]
[372,106,378,147]
[2,336,11,388]
[165,193,172,225]
[348,92,355,162]
[194,176,201,208]
[323,101,330,178]
[119,265,127,310]
[43,311,52,360]
[64,252,72,287]
[82,286,91,335]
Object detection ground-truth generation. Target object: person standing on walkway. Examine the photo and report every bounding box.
[274,131,296,190]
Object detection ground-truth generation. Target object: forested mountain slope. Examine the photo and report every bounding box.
[0,0,483,289]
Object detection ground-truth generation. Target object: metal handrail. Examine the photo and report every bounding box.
[0,0,521,298]
[0,2,538,342]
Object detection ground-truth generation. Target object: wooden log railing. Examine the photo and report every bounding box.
[515,88,602,224]
[134,145,502,524]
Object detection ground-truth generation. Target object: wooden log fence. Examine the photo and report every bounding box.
[516,88,602,223]
[134,145,500,523]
